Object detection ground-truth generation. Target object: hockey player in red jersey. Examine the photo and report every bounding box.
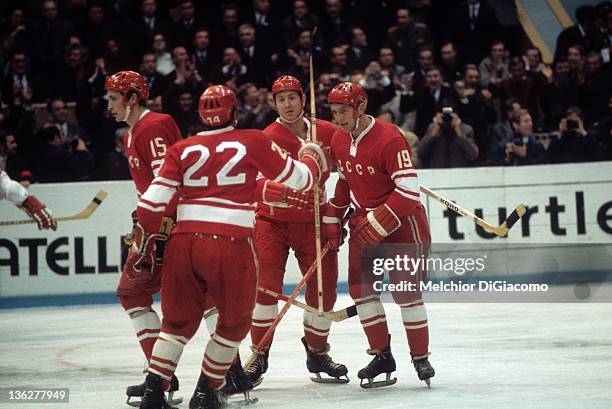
[326,82,435,388]
[246,75,348,386]
[133,84,330,409]
[0,169,56,230]
[105,71,218,406]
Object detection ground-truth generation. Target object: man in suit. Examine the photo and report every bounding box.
[47,98,88,145]
[319,0,350,47]
[451,0,500,65]
[134,0,172,55]
[140,52,166,99]
[346,26,376,72]
[400,65,455,138]
[282,0,320,48]
[245,0,281,52]
[555,5,610,60]
[192,28,215,79]
[384,6,432,72]
[173,0,204,51]
[238,23,273,87]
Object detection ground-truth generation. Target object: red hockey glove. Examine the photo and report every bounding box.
[262,180,314,211]
[130,223,159,275]
[20,196,57,230]
[298,142,330,183]
[354,205,401,244]
[322,200,349,250]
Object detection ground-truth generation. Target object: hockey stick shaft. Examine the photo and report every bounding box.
[244,208,353,370]
[0,190,108,226]
[257,286,358,322]
[308,26,324,315]
[420,184,525,237]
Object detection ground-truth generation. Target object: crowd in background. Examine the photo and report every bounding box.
[0,0,611,183]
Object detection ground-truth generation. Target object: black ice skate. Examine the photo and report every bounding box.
[189,372,226,409]
[412,353,435,387]
[126,374,182,407]
[357,336,397,389]
[244,347,269,388]
[222,353,258,405]
[301,337,349,384]
[137,373,178,409]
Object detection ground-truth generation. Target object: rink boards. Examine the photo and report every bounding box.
[1,162,611,306]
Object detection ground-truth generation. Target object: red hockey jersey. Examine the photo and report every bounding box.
[125,110,182,197]
[137,126,317,237]
[257,118,336,222]
[331,116,422,217]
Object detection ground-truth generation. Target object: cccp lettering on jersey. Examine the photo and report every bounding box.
[128,155,140,169]
[342,160,376,176]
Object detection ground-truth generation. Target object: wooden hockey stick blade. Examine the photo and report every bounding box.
[257,286,358,322]
[497,204,527,237]
[0,190,108,226]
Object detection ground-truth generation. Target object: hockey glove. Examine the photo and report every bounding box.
[298,142,330,183]
[322,200,349,250]
[131,223,159,275]
[354,204,401,244]
[20,196,57,230]
[262,180,314,211]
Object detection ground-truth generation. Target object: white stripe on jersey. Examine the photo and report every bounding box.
[177,203,254,228]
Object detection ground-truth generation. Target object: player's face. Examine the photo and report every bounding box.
[274,91,304,122]
[330,103,357,131]
[106,90,126,122]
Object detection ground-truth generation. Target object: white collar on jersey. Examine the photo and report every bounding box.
[197,125,235,136]
[349,115,375,157]
[275,117,311,143]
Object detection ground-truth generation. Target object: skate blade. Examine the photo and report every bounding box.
[310,373,350,384]
[227,396,259,407]
[126,395,182,408]
[359,373,397,389]
[424,378,431,388]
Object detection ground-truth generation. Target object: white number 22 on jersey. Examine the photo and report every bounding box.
[181,142,246,187]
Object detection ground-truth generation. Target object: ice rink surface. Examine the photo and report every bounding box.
[1,294,611,409]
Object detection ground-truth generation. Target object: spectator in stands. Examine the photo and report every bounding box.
[546,107,602,163]
[502,109,545,166]
[479,40,509,87]
[238,23,274,87]
[152,34,175,76]
[48,98,88,145]
[192,28,215,79]
[378,47,405,82]
[453,78,493,157]
[76,0,116,59]
[134,0,172,56]
[1,50,41,105]
[417,99,479,168]
[0,129,28,181]
[57,44,92,100]
[451,0,500,64]
[567,44,586,84]
[172,91,201,137]
[384,6,432,71]
[581,51,610,125]
[412,46,435,90]
[3,7,32,53]
[36,124,95,182]
[282,0,320,48]
[215,47,250,88]
[236,83,275,129]
[487,98,521,164]
[493,56,551,128]
[555,5,610,60]
[524,46,543,73]
[215,3,241,50]
[400,65,454,138]
[140,52,166,99]
[173,0,205,52]
[32,0,75,91]
[100,127,130,180]
[439,42,463,84]
[346,27,375,72]
[357,63,396,115]
[245,0,281,52]
[320,0,350,47]
[328,46,349,81]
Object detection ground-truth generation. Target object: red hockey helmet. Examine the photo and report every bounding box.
[327,82,367,107]
[104,71,149,103]
[272,75,303,97]
[199,85,237,126]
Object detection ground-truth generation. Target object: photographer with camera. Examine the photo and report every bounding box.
[545,107,602,163]
[417,99,479,168]
[503,109,545,166]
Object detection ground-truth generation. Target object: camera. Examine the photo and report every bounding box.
[566,119,578,131]
[441,107,453,124]
[513,135,524,147]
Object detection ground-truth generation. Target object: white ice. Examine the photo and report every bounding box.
[1,295,611,409]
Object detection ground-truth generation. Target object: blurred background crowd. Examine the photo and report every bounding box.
[0,0,611,183]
